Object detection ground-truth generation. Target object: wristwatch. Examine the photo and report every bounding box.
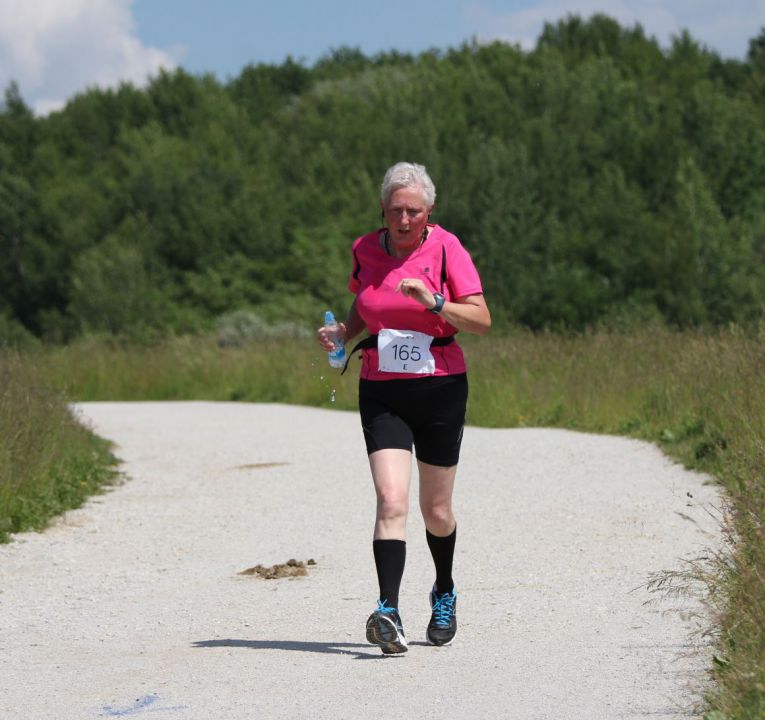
[429,292,446,313]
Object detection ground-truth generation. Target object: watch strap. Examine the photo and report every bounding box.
[430,292,446,313]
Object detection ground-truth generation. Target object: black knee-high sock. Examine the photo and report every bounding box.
[426,526,456,594]
[372,539,406,610]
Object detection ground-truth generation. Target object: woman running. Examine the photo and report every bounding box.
[317,161,491,654]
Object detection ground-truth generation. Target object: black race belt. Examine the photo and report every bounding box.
[341,334,455,375]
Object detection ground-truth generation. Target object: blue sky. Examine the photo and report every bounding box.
[1,0,763,115]
[132,0,485,78]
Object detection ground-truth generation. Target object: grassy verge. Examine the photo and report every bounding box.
[38,335,358,406]
[6,327,764,718]
[465,327,764,720]
[0,352,119,543]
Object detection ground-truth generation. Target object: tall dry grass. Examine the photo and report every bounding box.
[38,335,359,407]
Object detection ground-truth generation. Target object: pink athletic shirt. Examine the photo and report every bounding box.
[348,224,483,381]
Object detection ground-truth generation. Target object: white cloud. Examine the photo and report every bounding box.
[0,0,182,115]
[463,0,765,58]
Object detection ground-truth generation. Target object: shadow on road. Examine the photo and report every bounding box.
[191,638,412,659]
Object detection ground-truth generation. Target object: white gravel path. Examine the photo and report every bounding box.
[0,402,722,720]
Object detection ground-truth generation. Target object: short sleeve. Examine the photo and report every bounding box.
[348,242,362,294]
[446,238,483,299]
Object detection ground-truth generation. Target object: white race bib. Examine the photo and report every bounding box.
[377,329,435,374]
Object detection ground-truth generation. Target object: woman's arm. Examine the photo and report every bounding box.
[395,278,491,335]
[437,293,491,335]
[342,299,366,342]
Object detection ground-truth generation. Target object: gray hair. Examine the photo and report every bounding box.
[380,162,436,208]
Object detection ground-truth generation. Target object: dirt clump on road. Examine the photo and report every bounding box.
[231,462,289,470]
[238,558,316,579]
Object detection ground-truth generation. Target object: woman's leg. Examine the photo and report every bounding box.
[418,460,458,592]
[370,448,412,540]
[365,448,412,654]
[369,448,411,611]
[419,460,459,646]
[418,460,457,536]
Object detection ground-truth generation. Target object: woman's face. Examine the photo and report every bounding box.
[382,186,432,252]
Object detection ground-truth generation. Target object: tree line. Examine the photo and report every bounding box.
[2,14,765,343]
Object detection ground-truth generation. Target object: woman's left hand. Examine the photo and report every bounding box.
[395,278,436,310]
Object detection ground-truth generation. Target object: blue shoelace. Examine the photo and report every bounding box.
[376,599,398,614]
[432,591,456,627]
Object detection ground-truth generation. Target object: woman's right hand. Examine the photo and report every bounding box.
[316,323,347,352]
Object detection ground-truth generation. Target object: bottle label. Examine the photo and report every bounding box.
[377,329,435,374]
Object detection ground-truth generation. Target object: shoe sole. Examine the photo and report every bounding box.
[366,613,408,655]
[426,632,455,647]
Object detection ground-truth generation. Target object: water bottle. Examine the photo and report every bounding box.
[324,310,346,369]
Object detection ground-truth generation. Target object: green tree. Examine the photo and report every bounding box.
[68,235,164,336]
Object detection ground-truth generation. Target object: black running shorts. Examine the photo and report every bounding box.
[358,373,468,467]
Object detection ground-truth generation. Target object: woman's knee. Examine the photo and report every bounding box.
[376,487,409,520]
[420,502,454,531]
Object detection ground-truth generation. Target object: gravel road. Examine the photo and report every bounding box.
[0,402,722,719]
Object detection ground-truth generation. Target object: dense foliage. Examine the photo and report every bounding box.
[2,14,765,341]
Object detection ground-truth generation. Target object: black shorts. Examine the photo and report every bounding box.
[358,373,468,467]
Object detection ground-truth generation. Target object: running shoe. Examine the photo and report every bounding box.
[427,586,457,646]
[365,600,408,655]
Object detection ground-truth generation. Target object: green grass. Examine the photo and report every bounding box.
[465,327,765,719]
[3,327,764,718]
[0,352,119,542]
